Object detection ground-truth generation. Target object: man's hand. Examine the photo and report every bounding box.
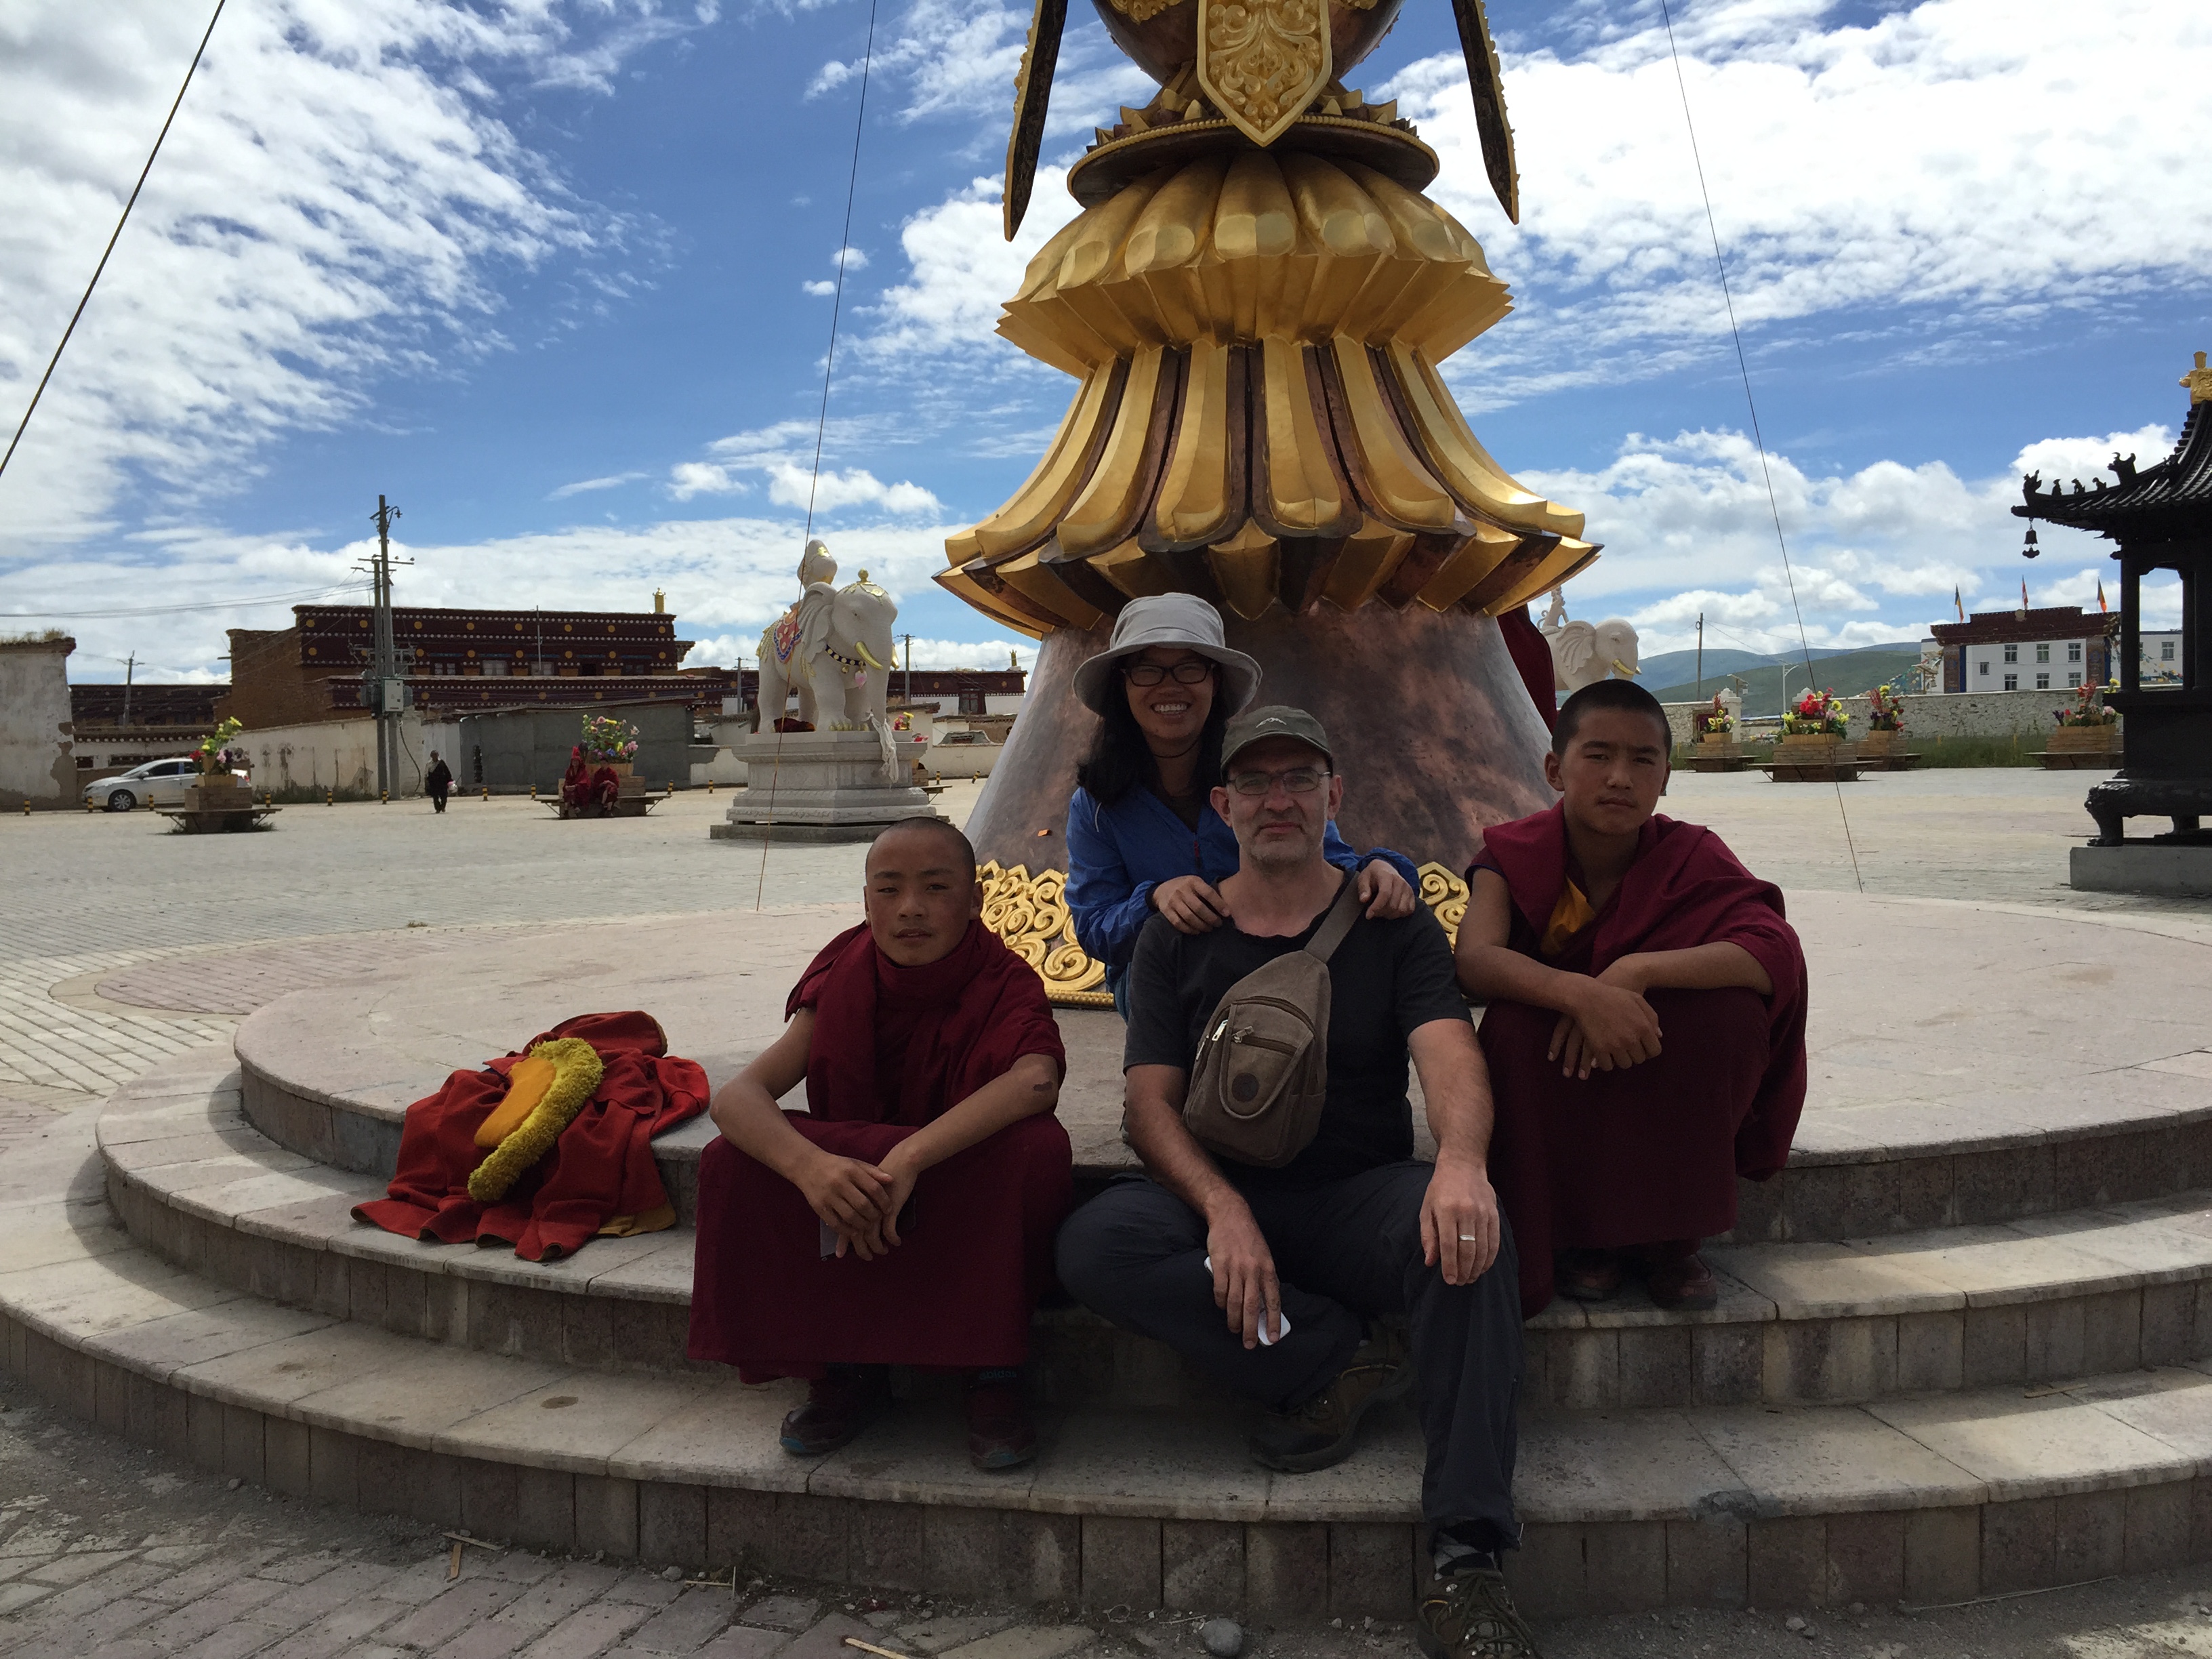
[1153,875,1231,934]
[1548,977,1663,1078]
[795,1149,895,1258]
[1420,1155,1500,1285]
[1206,1199,1283,1349]
[1355,859,1417,920]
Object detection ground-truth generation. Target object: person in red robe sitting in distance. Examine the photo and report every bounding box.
[1454,678,1807,1315]
[687,816,1071,1469]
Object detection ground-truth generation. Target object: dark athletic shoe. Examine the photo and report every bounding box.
[1416,1567,1545,1659]
[779,1366,889,1456]
[964,1369,1038,1471]
[1247,1348,1413,1474]
[1643,1251,1719,1311]
[1554,1248,1624,1303]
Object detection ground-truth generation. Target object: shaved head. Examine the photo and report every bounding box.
[866,816,977,878]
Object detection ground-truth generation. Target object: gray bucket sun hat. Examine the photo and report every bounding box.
[1071,594,1263,717]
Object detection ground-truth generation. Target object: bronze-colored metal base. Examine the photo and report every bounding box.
[968,602,1553,874]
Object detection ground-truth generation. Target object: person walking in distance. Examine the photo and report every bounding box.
[426,751,454,815]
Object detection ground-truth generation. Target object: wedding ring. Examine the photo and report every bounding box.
[1457,1234,1478,1242]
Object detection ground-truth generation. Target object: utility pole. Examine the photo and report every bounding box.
[119,652,136,729]
[360,496,411,798]
[901,633,914,706]
[1695,613,1703,697]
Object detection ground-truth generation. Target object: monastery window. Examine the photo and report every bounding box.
[2068,641,2082,662]
[2003,673,2018,691]
[2036,672,2050,689]
[2068,672,2081,687]
[2003,644,2018,663]
[1978,659,1989,676]
[2035,642,2051,664]
[2165,640,2177,660]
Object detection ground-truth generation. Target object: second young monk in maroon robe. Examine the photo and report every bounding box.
[687,817,1071,1471]
[1456,680,1806,1317]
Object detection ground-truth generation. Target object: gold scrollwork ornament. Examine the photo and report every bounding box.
[977,861,1112,1006]
[1197,0,1330,148]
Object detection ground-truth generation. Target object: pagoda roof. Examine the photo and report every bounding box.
[2014,396,2212,539]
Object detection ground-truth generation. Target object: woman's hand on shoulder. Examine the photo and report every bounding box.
[1356,859,1416,920]
[1152,875,1230,934]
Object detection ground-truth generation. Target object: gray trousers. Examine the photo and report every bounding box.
[1055,1162,1523,1553]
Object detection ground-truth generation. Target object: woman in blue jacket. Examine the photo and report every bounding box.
[1064,595,1418,1014]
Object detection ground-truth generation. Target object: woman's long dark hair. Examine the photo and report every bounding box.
[1075,661,1228,806]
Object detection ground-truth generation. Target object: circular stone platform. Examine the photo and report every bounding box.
[228,892,2212,1242]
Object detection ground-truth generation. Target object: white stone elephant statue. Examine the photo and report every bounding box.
[1539,590,1641,693]
[756,574,899,731]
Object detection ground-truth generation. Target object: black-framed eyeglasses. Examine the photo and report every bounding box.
[1122,659,1215,687]
[1225,766,1330,797]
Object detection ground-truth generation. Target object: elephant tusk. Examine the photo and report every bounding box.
[1612,659,1639,678]
[855,639,889,672]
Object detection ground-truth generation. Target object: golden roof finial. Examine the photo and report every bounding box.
[2183,350,2212,406]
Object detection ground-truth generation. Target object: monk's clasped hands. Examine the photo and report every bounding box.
[1547,964,1664,1080]
[796,1149,909,1260]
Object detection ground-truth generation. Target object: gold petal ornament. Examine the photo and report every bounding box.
[467,1038,605,1204]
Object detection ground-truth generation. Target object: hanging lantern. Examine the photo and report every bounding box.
[2022,525,2041,559]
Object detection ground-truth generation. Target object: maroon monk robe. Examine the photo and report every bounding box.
[1496,605,1559,733]
[354,1010,710,1262]
[687,919,1072,1382]
[1471,804,1807,1315]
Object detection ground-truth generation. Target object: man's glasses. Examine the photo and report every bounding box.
[1122,659,1215,687]
[1225,767,1329,797]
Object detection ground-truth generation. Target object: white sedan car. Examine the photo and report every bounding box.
[85,759,244,812]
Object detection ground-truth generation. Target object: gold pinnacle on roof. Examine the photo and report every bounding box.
[2184,350,2212,405]
[943,0,1594,636]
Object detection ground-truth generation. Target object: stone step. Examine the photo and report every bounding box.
[5,1193,2209,1622]
[103,1053,2212,1409]
[227,903,2212,1244]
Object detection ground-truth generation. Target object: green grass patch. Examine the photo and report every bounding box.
[1912,734,2041,769]
[262,784,380,803]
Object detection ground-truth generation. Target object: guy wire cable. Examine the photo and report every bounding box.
[756,0,881,910]
[1656,0,1865,893]
[0,0,228,485]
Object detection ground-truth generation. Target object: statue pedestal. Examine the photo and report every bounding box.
[709,730,943,846]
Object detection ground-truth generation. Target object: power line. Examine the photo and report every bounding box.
[760,0,880,911]
[1656,0,1864,893]
[0,0,228,485]
[0,581,369,620]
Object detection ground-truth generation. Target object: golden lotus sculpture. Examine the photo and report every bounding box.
[952,0,1597,942]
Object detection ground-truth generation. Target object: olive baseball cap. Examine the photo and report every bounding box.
[1221,705,1332,772]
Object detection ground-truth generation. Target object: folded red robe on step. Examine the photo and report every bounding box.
[688,919,1072,1382]
[1472,804,1808,1315]
[354,1010,708,1262]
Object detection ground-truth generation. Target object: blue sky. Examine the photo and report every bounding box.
[2,0,2207,683]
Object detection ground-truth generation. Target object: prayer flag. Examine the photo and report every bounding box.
[2097,579,2108,614]
[1953,585,1964,622]
[2022,577,2032,611]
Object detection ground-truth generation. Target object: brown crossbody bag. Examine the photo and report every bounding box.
[1181,875,1363,1168]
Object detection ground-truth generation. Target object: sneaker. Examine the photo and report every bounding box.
[1246,1345,1413,1473]
[779,1365,889,1456]
[964,1368,1038,1471]
[1416,1566,1544,1659]
[1641,1250,1719,1312]
[1554,1248,1623,1303]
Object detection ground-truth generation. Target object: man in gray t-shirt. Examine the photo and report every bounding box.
[1057,707,1538,1659]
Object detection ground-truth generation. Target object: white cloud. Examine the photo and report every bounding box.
[802,279,838,296]
[0,0,680,549]
[1389,0,2212,405]
[548,472,647,499]
[864,167,1080,363]
[664,419,942,516]
[1535,420,2183,655]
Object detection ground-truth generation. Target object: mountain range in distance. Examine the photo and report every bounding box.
[1634,640,1922,689]
[1641,644,1927,716]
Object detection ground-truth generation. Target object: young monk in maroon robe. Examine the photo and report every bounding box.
[687,817,1071,1469]
[1455,678,1806,1315]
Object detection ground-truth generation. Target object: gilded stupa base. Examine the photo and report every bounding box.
[966,599,1553,880]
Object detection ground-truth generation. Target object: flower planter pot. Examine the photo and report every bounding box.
[603,762,635,779]
[2047,725,2121,754]
[1774,734,1846,760]
[1857,730,1906,758]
